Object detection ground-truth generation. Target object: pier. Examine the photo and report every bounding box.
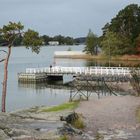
[18,66,139,82]
[18,66,140,101]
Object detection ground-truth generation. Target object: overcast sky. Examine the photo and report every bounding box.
[0,0,140,37]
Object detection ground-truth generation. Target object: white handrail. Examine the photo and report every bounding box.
[25,66,136,76]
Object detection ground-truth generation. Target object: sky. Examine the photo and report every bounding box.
[0,0,140,38]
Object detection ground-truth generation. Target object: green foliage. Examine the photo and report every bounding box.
[41,35,50,45]
[59,135,68,140]
[84,29,98,55]
[41,35,75,45]
[136,107,140,123]
[135,34,140,54]
[13,36,23,46]
[101,31,133,56]
[102,4,140,55]
[23,29,43,54]
[40,102,79,112]
[53,35,74,45]
[0,22,42,53]
[0,22,24,46]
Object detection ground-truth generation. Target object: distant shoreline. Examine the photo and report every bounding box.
[54,51,140,61]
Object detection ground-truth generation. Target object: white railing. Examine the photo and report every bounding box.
[25,66,134,76]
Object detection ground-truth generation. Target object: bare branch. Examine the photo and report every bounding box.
[0,59,5,62]
[0,50,8,54]
[0,50,7,63]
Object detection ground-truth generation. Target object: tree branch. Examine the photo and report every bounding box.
[0,50,8,54]
[0,59,5,62]
[0,50,8,63]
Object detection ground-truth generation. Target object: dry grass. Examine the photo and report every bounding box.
[55,54,140,61]
[71,116,85,129]
[59,135,68,140]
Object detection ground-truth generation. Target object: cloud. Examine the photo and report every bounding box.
[0,0,140,37]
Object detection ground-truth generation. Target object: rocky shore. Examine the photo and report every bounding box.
[0,95,140,140]
[0,106,90,140]
[0,107,66,140]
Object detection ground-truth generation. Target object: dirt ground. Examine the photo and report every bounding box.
[75,95,140,140]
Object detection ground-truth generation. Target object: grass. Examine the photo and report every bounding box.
[136,106,140,122]
[58,135,68,140]
[40,101,79,112]
[55,53,140,61]
[71,116,85,129]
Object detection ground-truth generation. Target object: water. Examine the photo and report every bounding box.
[0,45,87,112]
[0,45,139,112]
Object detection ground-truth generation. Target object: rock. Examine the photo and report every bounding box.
[58,123,82,135]
[35,130,60,140]
[12,135,35,140]
[8,129,31,137]
[0,129,11,140]
[60,112,79,124]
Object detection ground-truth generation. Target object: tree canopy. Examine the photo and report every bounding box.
[84,29,98,55]
[0,22,42,53]
[101,4,140,55]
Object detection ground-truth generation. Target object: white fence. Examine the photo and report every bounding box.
[25,66,134,76]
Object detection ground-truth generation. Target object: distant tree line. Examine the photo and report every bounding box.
[85,4,140,56]
[0,33,86,46]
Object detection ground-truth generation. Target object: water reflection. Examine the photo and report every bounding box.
[18,81,115,102]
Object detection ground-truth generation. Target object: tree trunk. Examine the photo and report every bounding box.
[1,46,11,112]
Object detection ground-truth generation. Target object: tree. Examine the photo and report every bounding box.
[84,29,98,55]
[101,31,133,56]
[0,22,42,112]
[41,35,50,45]
[135,34,140,54]
[102,4,140,55]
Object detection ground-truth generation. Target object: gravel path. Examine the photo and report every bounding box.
[75,95,140,140]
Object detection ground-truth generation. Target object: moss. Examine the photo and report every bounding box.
[40,101,79,112]
[136,106,140,122]
[59,135,68,140]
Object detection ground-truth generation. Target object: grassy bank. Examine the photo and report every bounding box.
[40,101,79,112]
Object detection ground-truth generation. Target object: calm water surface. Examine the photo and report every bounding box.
[0,45,139,112]
[0,45,86,112]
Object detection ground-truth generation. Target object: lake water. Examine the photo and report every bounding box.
[0,45,139,112]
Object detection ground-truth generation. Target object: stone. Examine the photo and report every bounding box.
[0,129,11,140]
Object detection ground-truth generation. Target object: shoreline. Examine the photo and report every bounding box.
[0,95,140,139]
[54,51,140,61]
